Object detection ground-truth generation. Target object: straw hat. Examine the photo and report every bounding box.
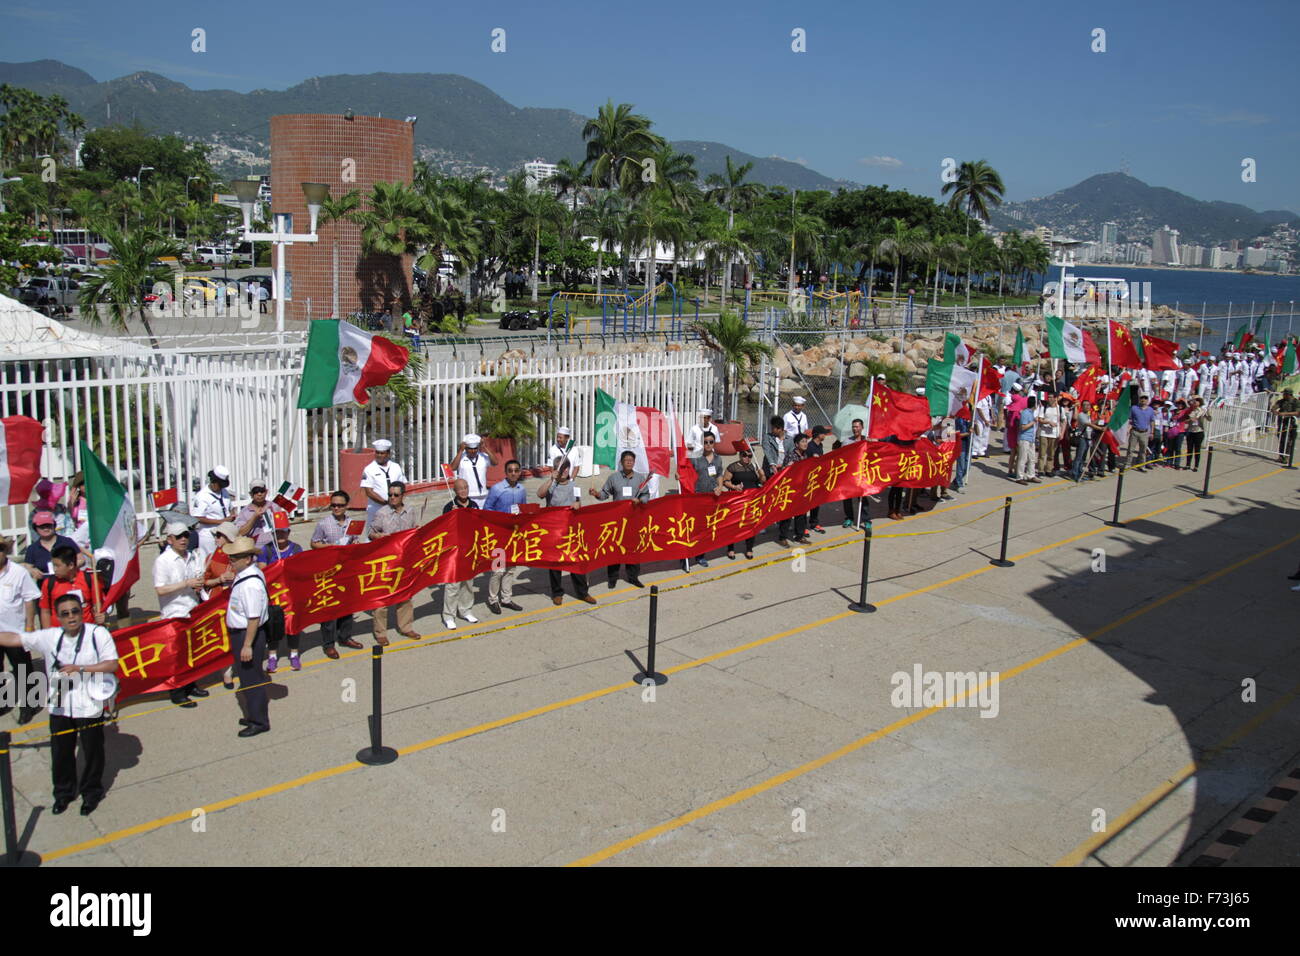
[222,536,258,557]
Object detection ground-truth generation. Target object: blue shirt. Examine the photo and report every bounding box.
[1129,405,1155,432]
[483,479,528,514]
[1018,407,1037,445]
[257,540,303,567]
[1001,370,1021,393]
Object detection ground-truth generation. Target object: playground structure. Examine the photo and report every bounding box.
[546,282,685,341]
[741,287,864,327]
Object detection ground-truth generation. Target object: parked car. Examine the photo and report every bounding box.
[16,276,81,315]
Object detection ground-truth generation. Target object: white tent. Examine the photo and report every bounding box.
[0,294,154,359]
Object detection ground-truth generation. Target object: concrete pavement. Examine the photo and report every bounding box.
[6,447,1299,866]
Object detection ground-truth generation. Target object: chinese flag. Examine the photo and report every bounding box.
[869,384,933,441]
[978,361,1002,401]
[1072,365,1104,404]
[272,510,291,530]
[151,488,179,509]
[1108,321,1145,369]
[1140,333,1179,371]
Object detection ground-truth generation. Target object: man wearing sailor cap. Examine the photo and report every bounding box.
[360,439,408,525]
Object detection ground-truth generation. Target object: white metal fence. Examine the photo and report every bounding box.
[1205,392,1281,458]
[0,345,717,541]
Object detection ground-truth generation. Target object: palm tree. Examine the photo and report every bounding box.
[546,158,588,212]
[469,374,557,446]
[319,189,361,318]
[76,225,180,350]
[506,177,564,302]
[704,156,761,307]
[929,232,963,307]
[582,100,664,194]
[941,159,1006,305]
[781,193,826,293]
[1018,235,1050,297]
[582,192,626,299]
[349,181,428,313]
[875,219,926,301]
[629,190,683,306]
[853,219,888,303]
[690,311,775,414]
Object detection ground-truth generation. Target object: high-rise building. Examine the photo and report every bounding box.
[523,159,559,193]
[1242,247,1268,268]
[1100,221,1118,247]
[1151,226,1181,266]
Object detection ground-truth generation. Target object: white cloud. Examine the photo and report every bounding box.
[859,155,903,168]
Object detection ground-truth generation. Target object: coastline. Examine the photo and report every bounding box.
[1058,264,1292,277]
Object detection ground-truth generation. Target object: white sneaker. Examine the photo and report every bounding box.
[1291,584,1300,592]
[443,617,456,630]
[459,612,479,624]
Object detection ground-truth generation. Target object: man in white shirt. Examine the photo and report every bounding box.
[545,426,580,475]
[0,535,40,724]
[0,591,118,815]
[360,439,408,525]
[450,433,493,508]
[225,536,271,738]
[1133,367,1159,400]
[191,465,235,559]
[153,520,209,710]
[782,396,810,438]
[1036,394,1062,476]
[685,409,716,457]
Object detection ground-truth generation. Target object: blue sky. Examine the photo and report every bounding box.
[2,0,1296,212]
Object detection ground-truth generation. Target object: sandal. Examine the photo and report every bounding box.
[744,551,754,560]
[726,550,736,560]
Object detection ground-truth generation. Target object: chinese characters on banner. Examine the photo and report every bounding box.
[110,439,958,700]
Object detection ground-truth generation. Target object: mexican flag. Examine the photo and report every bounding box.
[943,332,972,366]
[925,358,979,418]
[80,442,139,608]
[274,481,305,513]
[1011,326,1028,366]
[298,320,410,409]
[1045,316,1102,366]
[1233,313,1265,350]
[1101,386,1133,455]
[0,416,43,505]
[594,389,671,475]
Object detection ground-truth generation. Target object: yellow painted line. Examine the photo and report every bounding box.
[566,516,1300,867]
[1053,677,1300,867]
[38,463,1284,864]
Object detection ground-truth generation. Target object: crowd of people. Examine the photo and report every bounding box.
[1,332,1296,815]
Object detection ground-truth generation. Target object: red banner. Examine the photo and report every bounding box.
[109,439,958,701]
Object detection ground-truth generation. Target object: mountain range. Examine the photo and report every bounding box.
[1,60,1295,249]
[0,59,858,190]
[989,172,1298,247]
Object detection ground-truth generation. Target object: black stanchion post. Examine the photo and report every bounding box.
[1286,433,1296,470]
[990,497,1014,567]
[848,519,877,613]
[1106,467,1126,527]
[356,645,398,766]
[1197,445,1214,499]
[0,731,37,866]
[634,585,667,685]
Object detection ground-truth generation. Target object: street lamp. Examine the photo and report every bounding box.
[234,179,326,340]
[136,165,155,190]
[185,175,201,201]
[0,176,21,215]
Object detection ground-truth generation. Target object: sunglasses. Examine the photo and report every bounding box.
[35,524,54,530]
[330,502,348,508]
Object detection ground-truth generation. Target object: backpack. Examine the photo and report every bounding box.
[231,574,285,647]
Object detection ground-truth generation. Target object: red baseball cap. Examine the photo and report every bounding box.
[33,510,55,525]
